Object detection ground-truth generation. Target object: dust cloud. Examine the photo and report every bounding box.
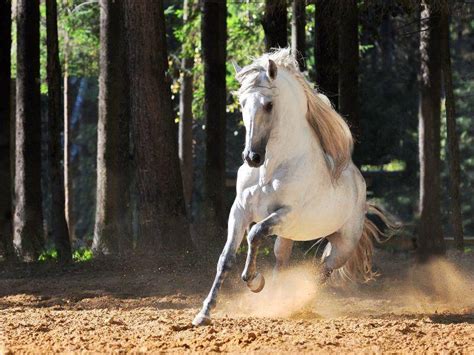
[217,256,474,320]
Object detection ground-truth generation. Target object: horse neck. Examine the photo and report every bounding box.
[269,76,317,159]
[262,80,326,180]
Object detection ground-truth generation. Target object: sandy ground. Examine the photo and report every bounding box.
[0,249,473,353]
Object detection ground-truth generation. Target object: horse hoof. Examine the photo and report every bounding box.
[318,267,333,285]
[247,272,265,293]
[192,313,212,326]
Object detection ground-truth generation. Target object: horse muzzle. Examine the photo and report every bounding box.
[244,150,264,168]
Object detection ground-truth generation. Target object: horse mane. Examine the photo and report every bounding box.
[237,48,354,180]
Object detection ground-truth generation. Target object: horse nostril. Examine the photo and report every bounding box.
[250,152,261,164]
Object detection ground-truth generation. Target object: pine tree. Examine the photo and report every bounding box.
[0,0,14,259]
[202,0,227,231]
[14,0,44,259]
[339,2,359,139]
[314,0,339,107]
[440,1,463,251]
[418,0,445,257]
[291,0,306,71]
[123,0,192,253]
[93,0,132,255]
[179,0,197,212]
[262,0,287,50]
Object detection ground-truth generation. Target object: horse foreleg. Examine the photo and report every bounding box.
[192,202,247,326]
[241,208,289,292]
[273,236,293,281]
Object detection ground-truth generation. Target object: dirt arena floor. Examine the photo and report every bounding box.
[1,249,473,353]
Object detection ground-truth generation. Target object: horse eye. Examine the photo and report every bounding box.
[264,102,273,113]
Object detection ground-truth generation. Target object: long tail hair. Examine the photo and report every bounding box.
[332,203,400,283]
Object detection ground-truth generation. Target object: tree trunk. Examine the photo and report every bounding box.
[418,0,445,257]
[0,0,14,260]
[179,0,196,214]
[93,0,132,255]
[314,0,339,108]
[291,0,306,71]
[123,0,192,253]
[202,0,227,231]
[46,0,71,262]
[63,29,76,243]
[338,2,359,145]
[262,0,287,50]
[380,13,394,73]
[14,0,44,260]
[440,3,463,251]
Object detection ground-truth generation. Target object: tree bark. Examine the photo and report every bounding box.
[314,0,339,108]
[123,0,192,253]
[14,0,44,260]
[202,0,227,230]
[440,3,463,251]
[179,0,196,214]
[262,0,287,50]
[291,0,306,71]
[418,0,445,257]
[338,2,360,142]
[63,35,76,243]
[46,0,71,262]
[380,13,394,73]
[93,0,132,255]
[0,0,14,260]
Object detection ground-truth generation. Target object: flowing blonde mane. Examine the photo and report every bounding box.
[236,48,354,180]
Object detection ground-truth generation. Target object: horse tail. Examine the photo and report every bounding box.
[334,203,400,283]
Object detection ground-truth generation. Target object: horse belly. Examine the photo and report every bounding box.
[283,195,356,241]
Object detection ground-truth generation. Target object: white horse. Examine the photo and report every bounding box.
[193,49,392,326]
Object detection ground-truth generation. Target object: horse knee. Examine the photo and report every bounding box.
[217,251,235,274]
[248,222,271,246]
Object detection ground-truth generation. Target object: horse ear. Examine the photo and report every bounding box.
[231,59,242,74]
[267,59,278,80]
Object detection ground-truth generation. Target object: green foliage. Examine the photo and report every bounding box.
[38,247,93,262]
[362,160,406,172]
[38,248,58,262]
[11,0,99,90]
[72,247,93,262]
[169,1,266,122]
[40,2,47,94]
[226,2,266,113]
[304,3,315,74]
[172,2,199,59]
[359,43,375,53]
[59,0,100,77]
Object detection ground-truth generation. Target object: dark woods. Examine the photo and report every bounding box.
[0,0,472,263]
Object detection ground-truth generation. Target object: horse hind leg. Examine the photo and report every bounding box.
[320,231,358,283]
[273,236,293,281]
[320,209,368,284]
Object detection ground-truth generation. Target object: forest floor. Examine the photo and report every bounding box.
[0,248,473,353]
